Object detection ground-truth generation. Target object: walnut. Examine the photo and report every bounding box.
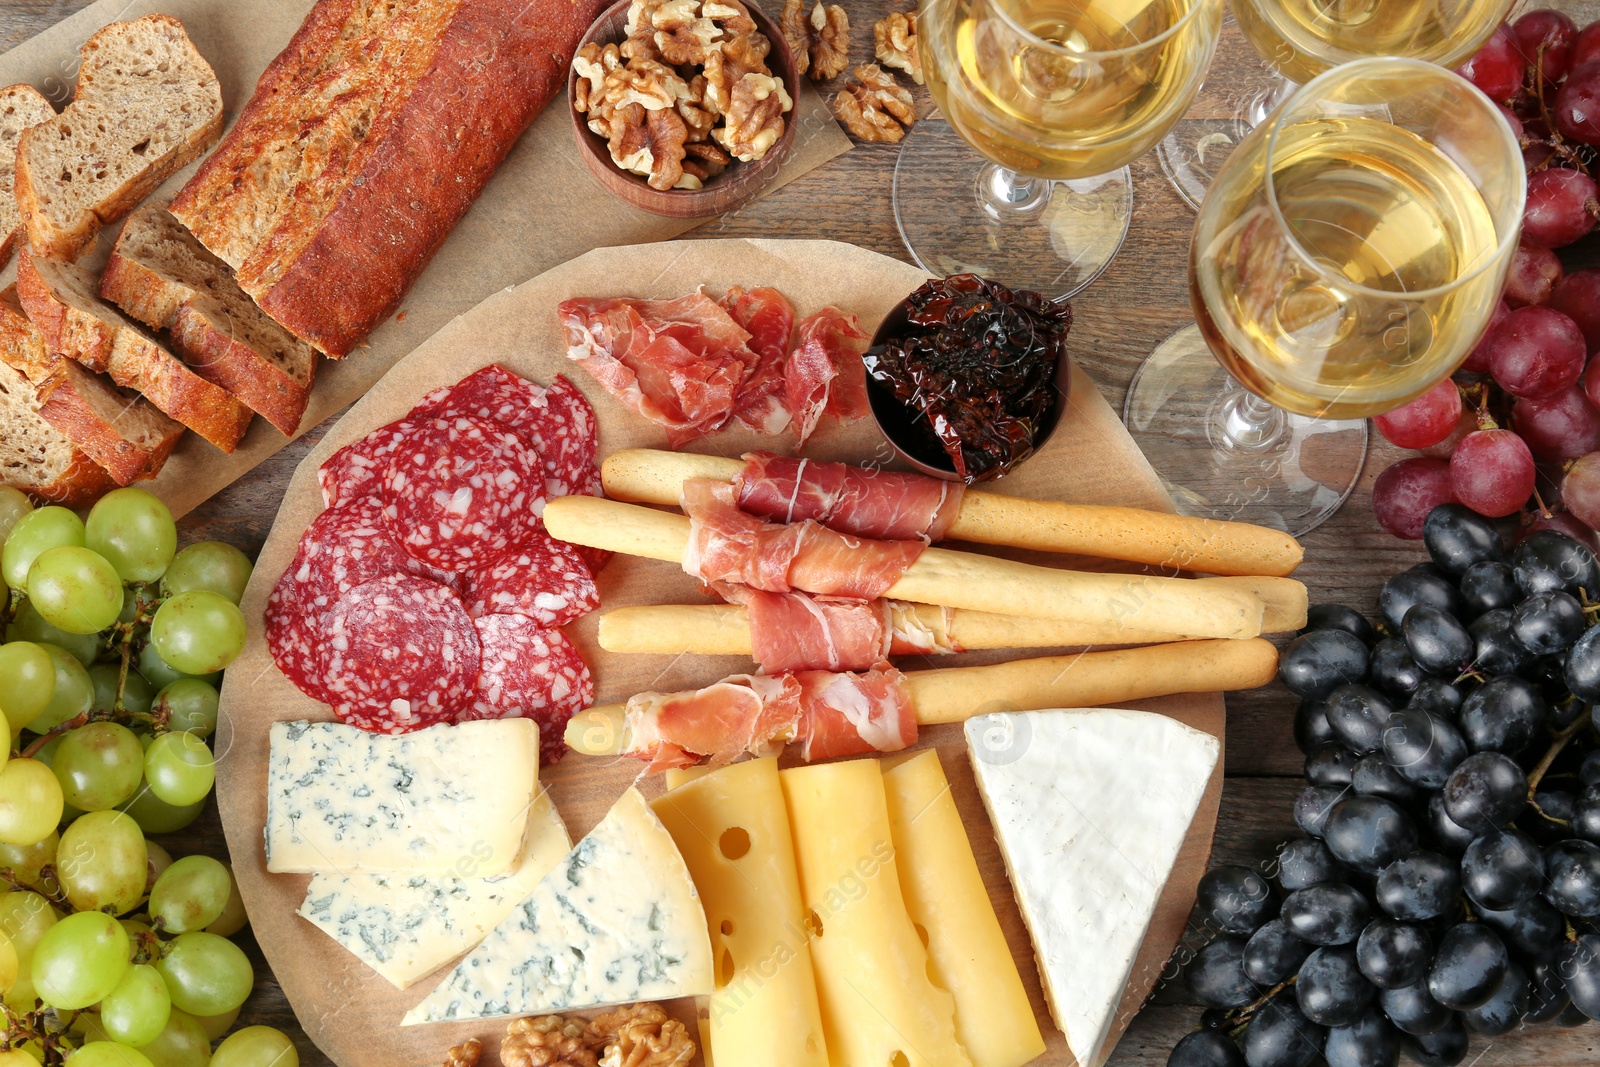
[833,63,916,143]
[608,57,693,111]
[441,1039,481,1067]
[682,141,733,184]
[651,0,722,65]
[778,0,811,78]
[713,72,791,161]
[503,1016,599,1067]
[620,30,664,64]
[677,74,717,142]
[572,42,625,115]
[588,1004,696,1067]
[624,0,668,36]
[873,13,922,85]
[778,0,849,81]
[702,40,780,116]
[611,101,692,190]
[703,0,757,37]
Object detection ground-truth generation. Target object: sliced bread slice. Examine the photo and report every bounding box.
[0,86,56,269]
[18,250,252,453]
[101,206,318,436]
[15,15,223,261]
[0,288,181,486]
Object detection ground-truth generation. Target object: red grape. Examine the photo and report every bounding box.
[1488,306,1588,399]
[1513,9,1578,82]
[1562,452,1600,529]
[1518,508,1600,552]
[1513,386,1600,460]
[1504,240,1564,307]
[1420,407,1476,460]
[1450,429,1537,517]
[1462,300,1511,374]
[1458,25,1530,104]
[1523,167,1599,248]
[1575,22,1600,70]
[1373,457,1455,539]
[1497,104,1526,140]
[1555,62,1600,145]
[1373,378,1463,449]
[1553,270,1600,355]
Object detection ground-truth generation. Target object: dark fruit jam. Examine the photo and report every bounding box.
[863,274,1071,483]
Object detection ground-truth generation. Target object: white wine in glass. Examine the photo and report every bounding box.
[896,0,1224,300]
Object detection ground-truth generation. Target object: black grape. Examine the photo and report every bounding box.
[1511,590,1587,654]
[1322,1006,1399,1067]
[1168,1031,1245,1067]
[1511,529,1600,598]
[1280,630,1370,700]
[1276,838,1348,892]
[1188,937,1258,1009]
[1460,961,1529,1036]
[1457,676,1547,754]
[1468,608,1534,675]
[1323,796,1418,873]
[1566,624,1600,703]
[1406,678,1464,718]
[1403,605,1473,673]
[1305,745,1358,788]
[1241,992,1324,1067]
[1297,946,1375,1026]
[1281,884,1371,946]
[1380,709,1467,791]
[1475,896,1566,959]
[1556,934,1600,1020]
[1401,1018,1468,1067]
[1304,603,1376,644]
[1442,753,1526,834]
[1575,788,1600,843]
[1427,923,1509,1010]
[1427,794,1479,857]
[1324,685,1393,755]
[1351,755,1419,804]
[1423,504,1504,575]
[1380,566,1461,629]
[1196,865,1276,936]
[1379,980,1452,1036]
[1584,750,1600,790]
[1459,560,1518,617]
[1543,839,1600,918]
[1460,828,1545,910]
[1525,957,1571,1024]
[1293,698,1337,755]
[1367,638,1426,699]
[1356,919,1431,989]
[1243,919,1312,985]
[1375,851,1460,922]
[1294,785,1347,838]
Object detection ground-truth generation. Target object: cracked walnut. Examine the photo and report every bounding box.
[833,62,917,143]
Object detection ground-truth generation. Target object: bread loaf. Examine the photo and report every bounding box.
[0,86,55,269]
[169,0,608,358]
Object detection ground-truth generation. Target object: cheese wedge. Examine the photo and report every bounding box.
[299,788,571,989]
[402,788,714,1025]
[965,708,1219,1067]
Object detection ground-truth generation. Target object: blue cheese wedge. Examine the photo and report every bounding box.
[402,787,714,1025]
[965,708,1219,1067]
[298,788,571,989]
[264,719,539,877]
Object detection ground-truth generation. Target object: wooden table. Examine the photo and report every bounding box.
[5,1,1598,1063]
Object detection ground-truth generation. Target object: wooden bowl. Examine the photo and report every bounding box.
[569,0,799,219]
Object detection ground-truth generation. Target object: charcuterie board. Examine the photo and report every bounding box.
[216,239,1225,1067]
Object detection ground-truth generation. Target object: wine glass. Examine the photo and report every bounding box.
[1124,57,1526,535]
[1158,0,1517,210]
[896,0,1226,301]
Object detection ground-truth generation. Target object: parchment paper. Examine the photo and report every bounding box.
[217,239,1224,1067]
[0,0,851,516]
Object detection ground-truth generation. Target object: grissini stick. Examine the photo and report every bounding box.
[543,495,1266,639]
[597,575,1308,656]
[600,448,1304,577]
[563,638,1279,756]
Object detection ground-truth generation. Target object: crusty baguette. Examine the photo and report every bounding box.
[0,287,181,486]
[100,206,318,436]
[169,0,607,357]
[0,86,55,269]
[16,15,222,261]
[18,250,252,453]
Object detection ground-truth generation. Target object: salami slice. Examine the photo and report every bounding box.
[411,365,551,444]
[465,614,593,763]
[460,527,598,627]
[320,573,481,733]
[265,567,335,705]
[382,415,543,570]
[527,375,599,497]
[318,420,413,509]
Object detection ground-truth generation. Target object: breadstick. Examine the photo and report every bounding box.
[598,575,1306,656]
[562,638,1278,756]
[544,495,1266,639]
[600,448,1303,577]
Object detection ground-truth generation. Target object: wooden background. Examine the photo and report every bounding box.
[3,0,1597,1064]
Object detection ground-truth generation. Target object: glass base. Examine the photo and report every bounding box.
[1123,325,1368,536]
[892,118,1133,301]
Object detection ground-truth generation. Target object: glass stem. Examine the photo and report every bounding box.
[1244,76,1299,130]
[1218,390,1286,453]
[976,163,1053,222]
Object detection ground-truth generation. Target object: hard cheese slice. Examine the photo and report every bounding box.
[965,708,1219,1067]
[402,787,714,1025]
[299,788,572,989]
[264,719,541,876]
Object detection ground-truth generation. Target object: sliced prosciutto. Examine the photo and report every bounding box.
[616,665,916,769]
[558,293,756,446]
[735,451,966,542]
[784,308,870,446]
[681,478,923,600]
[722,286,796,435]
[718,588,962,673]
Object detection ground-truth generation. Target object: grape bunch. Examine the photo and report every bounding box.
[0,486,290,1066]
[1169,505,1600,1067]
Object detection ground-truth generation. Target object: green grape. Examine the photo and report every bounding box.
[2,967,35,1013]
[32,909,131,1009]
[9,602,99,666]
[1,507,83,591]
[0,890,60,959]
[0,642,55,734]
[0,486,34,545]
[192,1005,240,1041]
[28,642,93,733]
[153,931,253,1016]
[100,962,172,1046]
[150,592,246,676]
[0,759,63,846]
[137,642,209,690]
[57,810,147,914]
[118,781,205,835]
[86,489,177,584]
[153,679,219,738]
[0,831,56,885]
[52,721,145,811]
[88,663,155,717]
[144,732,215,807]
[28,546,125,636]
[204,864,247,937]
[66,1044,155,1067]
[146,840,173,886]
[134,1009,210,1067]
[212,1028,297,1067]
[162,542,252,605]
[0,1049,37,1067]
[0,929,17,995]
[150,856,230,934]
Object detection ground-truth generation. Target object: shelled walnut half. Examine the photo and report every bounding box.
[589,1004,697,1067]
[502,1016,599,1067]
[874,12,923,85]
[834,62,917,143]
[780,0,851,81]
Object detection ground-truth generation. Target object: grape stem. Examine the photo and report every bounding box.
[17,713,87,761]
[1223,976,1294,1026]
[0,1002,77,1065]
[1526,714,1592,801]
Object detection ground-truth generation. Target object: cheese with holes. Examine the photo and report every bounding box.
[965,708,1219,1067]
[780,759,973,1067]
[264,719,540,876]
[402,788,714,1025]
[299,788,571,988]
[654,758,828,1067]
[883,750,1044,1067]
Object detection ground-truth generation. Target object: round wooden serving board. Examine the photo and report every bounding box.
[216,239,1226,1067]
